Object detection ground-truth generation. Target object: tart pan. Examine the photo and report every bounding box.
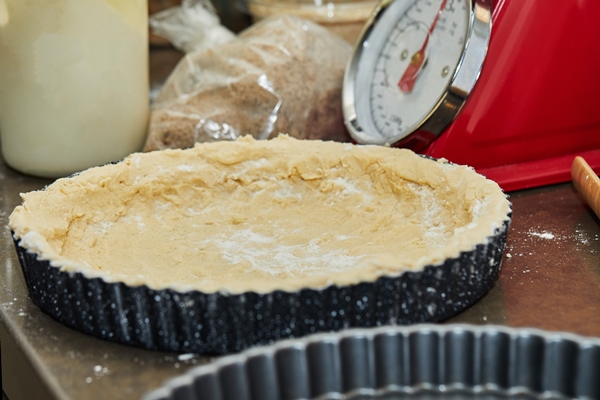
[13,215,509,355]
[143,324,600,400]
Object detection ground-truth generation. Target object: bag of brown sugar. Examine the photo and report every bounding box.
[144,14,353,151]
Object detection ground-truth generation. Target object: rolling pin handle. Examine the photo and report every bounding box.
[571,156,600,219]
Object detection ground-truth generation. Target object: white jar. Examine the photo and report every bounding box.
[0,0,149,178]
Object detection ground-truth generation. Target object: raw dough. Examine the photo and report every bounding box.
[9,135,511,294]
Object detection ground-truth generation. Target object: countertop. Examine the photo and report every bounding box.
[1,48,600,399]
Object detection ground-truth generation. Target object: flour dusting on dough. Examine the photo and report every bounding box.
[408,182,447,246]
[8,136,511,294]
[207,228,363,276]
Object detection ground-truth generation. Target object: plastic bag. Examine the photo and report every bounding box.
[149,0,235,53]
[143,15,353,152]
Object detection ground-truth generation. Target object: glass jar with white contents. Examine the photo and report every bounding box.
[0,0,149,178]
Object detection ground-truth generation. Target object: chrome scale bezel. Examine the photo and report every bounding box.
[342,0,492,150]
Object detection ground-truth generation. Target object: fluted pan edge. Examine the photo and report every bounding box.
[144,324,600,400]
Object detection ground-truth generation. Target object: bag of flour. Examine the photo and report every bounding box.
[144,14,353,151]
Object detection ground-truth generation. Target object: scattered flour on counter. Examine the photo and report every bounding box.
[93,365,109,377]
[178,353,195,361]
[527,226,599,246]
[528,230,555,240]
[573,228,599,245]
[512,224,600,257]
[575,229,589,245]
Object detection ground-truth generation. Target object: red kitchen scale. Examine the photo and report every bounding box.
[343,0,600,192]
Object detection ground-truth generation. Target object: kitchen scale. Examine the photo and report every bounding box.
[343,0,600,191]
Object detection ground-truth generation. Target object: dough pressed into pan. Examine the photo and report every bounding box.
[9,135,511,294]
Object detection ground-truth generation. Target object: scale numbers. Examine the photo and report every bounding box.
[343,0,491,147]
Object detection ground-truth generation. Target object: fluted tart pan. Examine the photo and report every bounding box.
[10,136,512,354]
[144,324,600,400]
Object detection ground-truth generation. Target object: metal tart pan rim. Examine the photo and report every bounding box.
[144,323,600,400]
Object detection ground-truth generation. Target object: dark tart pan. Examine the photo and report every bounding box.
[13,212,509,355]
[143,324,600,400]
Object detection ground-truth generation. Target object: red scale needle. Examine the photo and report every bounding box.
[398,0,447,93]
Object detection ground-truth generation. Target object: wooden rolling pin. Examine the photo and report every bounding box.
[572,156,600,219]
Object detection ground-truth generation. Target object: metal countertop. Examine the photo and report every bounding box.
[1,48,599,400]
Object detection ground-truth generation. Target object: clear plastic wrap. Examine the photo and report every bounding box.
[149,0,235,53]
[143,15,353,152]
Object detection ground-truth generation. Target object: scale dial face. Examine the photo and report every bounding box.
[343,0,491,147]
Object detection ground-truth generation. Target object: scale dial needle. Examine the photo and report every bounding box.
[398,0,447,93]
